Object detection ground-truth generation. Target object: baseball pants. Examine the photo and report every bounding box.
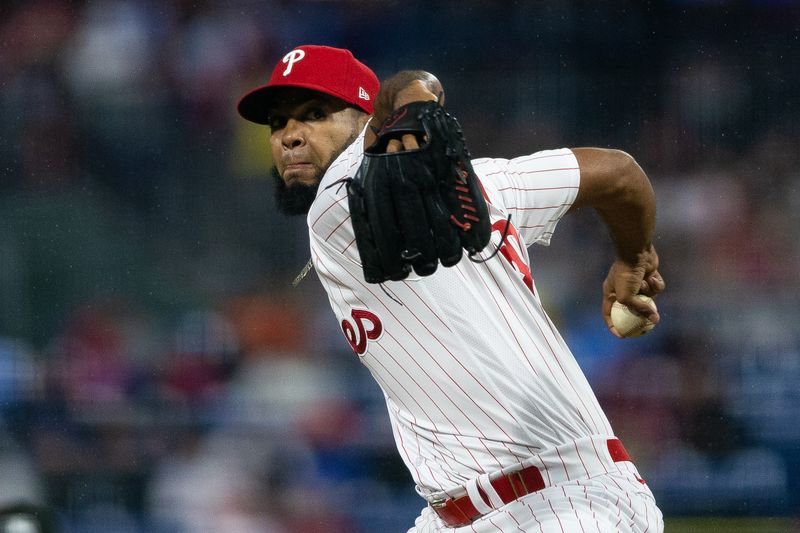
[409,436,663,533]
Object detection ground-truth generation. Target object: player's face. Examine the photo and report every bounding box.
[267,89,367,212]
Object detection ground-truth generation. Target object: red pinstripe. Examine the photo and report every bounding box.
[505,202,572,211]
[339,274,519,449]
[317,255,442,433]
[517,224,547,230]
[547,499,566,533]
[378,366,447,482]
[324,213,350,241]
[468,472,660,533]
[471,153,566,174]
[483,169,577,180]
[456,262,549,466]
[400,280,454,333]
[324,268,480,456]
[556,447,571,481]
[588,493,601,532]
[588,436,611,475]
[310,193,347,230]
[390,398,422,482]
[328,260,529,451]
[475,243,609,434]
[495,185,579,193]
[466,262,546,380]
[313,251,427,482]
[488,224,609,433]
[541,308,606,420]
[607,475,636,526]
[394,333,531,449]
[613,492,623,529]
[387,392,459,485]
[503,507,525,533]
[413,416,433,482]
[509,152,570,164]
[318,254,514,474]
[341,236,355,253]
[457,259,574,461]
[315,255,481,481]
[539,454,553,487]
[315,237,613,493]
[497,186,579,193]
[525,498,546,533]
[487,517,503,532]
[567,494,588,533]
[501,166,578,177]
[459,254,541,379]
[374,330,490,470]
[523,303,609,432]
[509,282,599,435]
[574,442,591,478]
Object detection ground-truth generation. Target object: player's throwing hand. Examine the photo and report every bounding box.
[602,244,665,337]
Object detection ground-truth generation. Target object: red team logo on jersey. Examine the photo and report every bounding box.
[492,219,534,293]
[341,309,382,355]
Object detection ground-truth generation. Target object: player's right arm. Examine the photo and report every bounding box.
[569,147,665,336]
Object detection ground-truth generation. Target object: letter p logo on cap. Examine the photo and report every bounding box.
[238,45,380,123]
[282,49,306,76]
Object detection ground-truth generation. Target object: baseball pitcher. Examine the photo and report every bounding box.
[238,44,665,532]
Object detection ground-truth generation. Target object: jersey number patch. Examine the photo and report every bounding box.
[341,309,382,355]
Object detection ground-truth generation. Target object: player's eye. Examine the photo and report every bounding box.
[305,107,326,121]
[266,115,287,131]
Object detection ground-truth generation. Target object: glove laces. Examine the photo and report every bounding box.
[449,162,482,233]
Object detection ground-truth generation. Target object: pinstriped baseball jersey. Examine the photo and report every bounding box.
[307,127,614,494]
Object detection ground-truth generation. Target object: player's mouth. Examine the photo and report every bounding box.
[283,163,316,184]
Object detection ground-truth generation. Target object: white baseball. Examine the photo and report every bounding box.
[610,294,657,338]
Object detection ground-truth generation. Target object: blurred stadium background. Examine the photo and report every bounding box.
[1,1,798,531]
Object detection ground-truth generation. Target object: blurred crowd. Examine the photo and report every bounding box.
[1,0,799,531]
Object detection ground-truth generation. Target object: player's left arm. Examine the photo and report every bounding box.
[569,148,665,336]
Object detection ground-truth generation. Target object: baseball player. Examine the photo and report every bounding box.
[238,45,665,532]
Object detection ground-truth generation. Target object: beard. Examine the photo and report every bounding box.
[271,166,321,215]
[270,122,363,216]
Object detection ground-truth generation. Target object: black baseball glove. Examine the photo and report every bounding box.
[347,100,491,284]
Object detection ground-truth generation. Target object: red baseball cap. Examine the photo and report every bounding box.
[237,45,379,124]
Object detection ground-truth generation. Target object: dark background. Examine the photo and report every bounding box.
[1,1,798,531]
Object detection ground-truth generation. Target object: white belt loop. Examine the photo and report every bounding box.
[477,473,505,509]
[415,485,431,500]
[465,477,494,515]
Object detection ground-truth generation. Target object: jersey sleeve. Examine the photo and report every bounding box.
[472,148,580,246]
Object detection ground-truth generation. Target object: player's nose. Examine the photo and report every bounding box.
[281,118,306,149]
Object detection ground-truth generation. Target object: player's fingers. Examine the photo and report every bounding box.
[639,271,665,297]
[613,264,648,306]
[401,133,420,151]
[602,293,622,338]
[386,135,420,153]
[603,307,623,338]
[647,271,666,294]
[627,296,660,324]
[386,139,403,153]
